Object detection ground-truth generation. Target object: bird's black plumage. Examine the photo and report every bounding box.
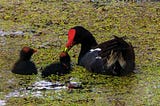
[11,47,37,75]
[64,26,135,76]
[41,52,71,78]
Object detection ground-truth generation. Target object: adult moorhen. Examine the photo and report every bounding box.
[41,52,71,78]
[11,47,38,75]
[64,26,135,76]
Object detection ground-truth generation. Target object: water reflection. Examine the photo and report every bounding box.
[29,80,67,90]
[0,100,6,106]
[5,80,67,98]
[0,30,24,37]
[6,89,43,98]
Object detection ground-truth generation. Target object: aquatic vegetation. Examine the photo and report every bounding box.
[0,0,159,105]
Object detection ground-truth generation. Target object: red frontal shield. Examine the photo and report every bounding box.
[66,29,76,48]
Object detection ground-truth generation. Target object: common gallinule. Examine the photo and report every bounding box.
[64,26,135,76]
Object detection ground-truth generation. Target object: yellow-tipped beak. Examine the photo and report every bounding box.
[64,47,69,52]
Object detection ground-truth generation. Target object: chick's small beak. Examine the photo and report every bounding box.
[33,49,37,53]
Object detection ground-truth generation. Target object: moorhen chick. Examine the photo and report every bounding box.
[11,47,37,75]
[63,26,135,76]
[41,52,71,78]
